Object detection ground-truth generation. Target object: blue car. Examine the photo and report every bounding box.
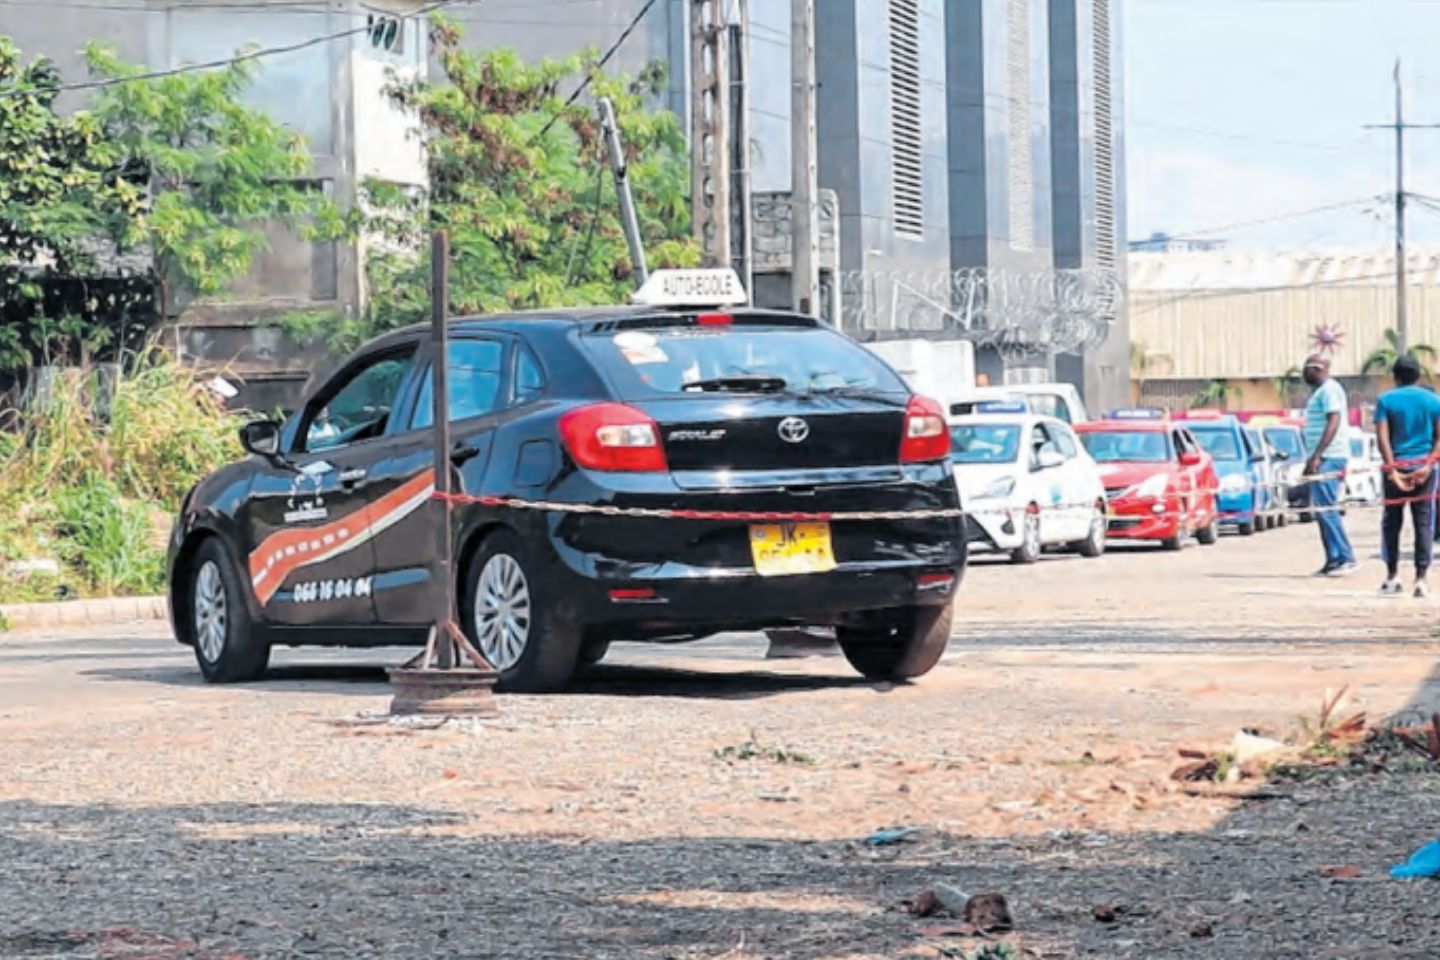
[1185,415,1269,536]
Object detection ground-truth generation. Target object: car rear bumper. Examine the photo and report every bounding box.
[558,560,964,639]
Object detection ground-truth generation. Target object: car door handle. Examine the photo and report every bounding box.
[338,467,368,487]
[451,443,482,465]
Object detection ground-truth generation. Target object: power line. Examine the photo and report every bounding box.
[0,0,462,100]
[1132,270,1405,318]
[1153,197,1384,243]
[0,0,620,12]
[529,0,661,144]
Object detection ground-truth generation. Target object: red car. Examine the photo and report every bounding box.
[1075,413,1220,550]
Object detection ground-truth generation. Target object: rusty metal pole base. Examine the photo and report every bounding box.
[387,667,499,717]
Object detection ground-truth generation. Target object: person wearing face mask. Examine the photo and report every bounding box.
[1374,353,1440,597]
[1301,354,1356,577]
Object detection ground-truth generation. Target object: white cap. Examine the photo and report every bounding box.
[630,268,748,308]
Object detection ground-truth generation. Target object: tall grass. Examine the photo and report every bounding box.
[0,353,242,602]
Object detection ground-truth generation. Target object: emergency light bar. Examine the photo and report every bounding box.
[631,268,748,308]
[1107,407,1165,421]
[975,400,1028,414]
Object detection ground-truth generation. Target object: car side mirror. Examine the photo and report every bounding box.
[1036,449,1065,471]
[1179,450,1202,466]
[1272,450,1290,461]
[240,419,282,458]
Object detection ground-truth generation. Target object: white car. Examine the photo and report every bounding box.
[949,382,1090,425]
[1345,432,1383,504]
[950,410,1107,564]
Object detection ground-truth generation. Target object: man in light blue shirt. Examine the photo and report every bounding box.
[1302,354,1356,576]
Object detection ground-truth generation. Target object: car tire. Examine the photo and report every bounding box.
[188,538,269,683]
[461,529,582,693]
[578,638,611,666]
[1299,510,1313,523]
[1238,518,1257,536]
[1162,530,1185,551]
[1073,505,1106,558]
[838,598,954,681]
[1010,510,1041,565]
[1196,518,1219,545]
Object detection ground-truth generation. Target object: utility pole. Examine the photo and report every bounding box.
[728,0,754,295]
[690,0,731,268]
[596,96,650,286]
[1365,59,1440,355]
[790,0,820,316]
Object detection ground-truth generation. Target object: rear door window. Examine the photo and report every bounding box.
[581,322,907,399]
[410,339,508,430]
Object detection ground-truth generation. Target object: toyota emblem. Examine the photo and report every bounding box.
[777,417,810,444]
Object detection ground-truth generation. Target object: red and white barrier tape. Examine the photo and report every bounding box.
[424,456,1438,525]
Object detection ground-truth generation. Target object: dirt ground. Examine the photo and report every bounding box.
[2,519,1439,958]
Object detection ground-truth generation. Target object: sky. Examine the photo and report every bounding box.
[1124,0,1440,252]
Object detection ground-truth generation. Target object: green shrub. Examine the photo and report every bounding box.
[52,473,164,596]
[0,352,240,601]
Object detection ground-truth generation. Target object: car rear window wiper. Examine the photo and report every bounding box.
[681,375,789,393]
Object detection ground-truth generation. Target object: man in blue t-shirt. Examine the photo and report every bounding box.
[1374,353,1440,597]
[1303,354,1356,576]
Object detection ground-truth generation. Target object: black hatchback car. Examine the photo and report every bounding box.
[168,299,966,691]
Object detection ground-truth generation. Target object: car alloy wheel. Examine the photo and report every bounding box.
[193,560,228,664]
[474,553,532,671]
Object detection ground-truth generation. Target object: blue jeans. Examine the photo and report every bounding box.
[1311,458,1355,567]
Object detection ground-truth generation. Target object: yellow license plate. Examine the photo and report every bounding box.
[749,522,838,577]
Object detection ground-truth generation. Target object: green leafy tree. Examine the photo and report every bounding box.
[84,44,342,324]
[0,37,145,368]
[1361,328,1437,381]
[1191,378,1241,411]
[349,17,698,351]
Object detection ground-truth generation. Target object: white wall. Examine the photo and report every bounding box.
[866,339,976,407]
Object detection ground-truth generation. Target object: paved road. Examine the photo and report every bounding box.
[2,518,1439,959]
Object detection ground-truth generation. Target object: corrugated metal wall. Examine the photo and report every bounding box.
[1131,285,1440,379]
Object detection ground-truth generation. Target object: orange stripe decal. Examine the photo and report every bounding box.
[249,468,436,605]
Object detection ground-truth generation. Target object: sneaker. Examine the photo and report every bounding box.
[1315,563,1338,577]
[1326,561,1359,578]
[1381,578,1404,596]
[1416,581,1430,599]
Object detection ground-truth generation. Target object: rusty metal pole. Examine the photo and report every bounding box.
[430,231,455,668]
[388,230,498,717]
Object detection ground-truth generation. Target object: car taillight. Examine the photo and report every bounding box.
[900,395,949,463]
[559,403,668,472]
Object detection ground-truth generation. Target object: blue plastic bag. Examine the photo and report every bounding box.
[1390,840,1440,879]
[864,826,921,846]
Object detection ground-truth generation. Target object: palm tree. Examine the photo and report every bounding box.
[1362,328,1437,380]
[1269,365,1304,408]
[1192,379,1241,411]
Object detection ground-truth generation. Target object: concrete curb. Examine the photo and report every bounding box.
[0,595,168,633]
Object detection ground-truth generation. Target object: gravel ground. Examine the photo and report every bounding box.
[2,521,1439,958]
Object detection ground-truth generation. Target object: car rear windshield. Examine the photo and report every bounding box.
[580,323,907,399]
[1191,429,1241,461]
[1264,428,1303,458]
[950,424,1021,464]
[1080,430,1170,463]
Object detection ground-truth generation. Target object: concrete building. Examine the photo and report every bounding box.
[0,0,1127,410]
[0,0,428,409]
